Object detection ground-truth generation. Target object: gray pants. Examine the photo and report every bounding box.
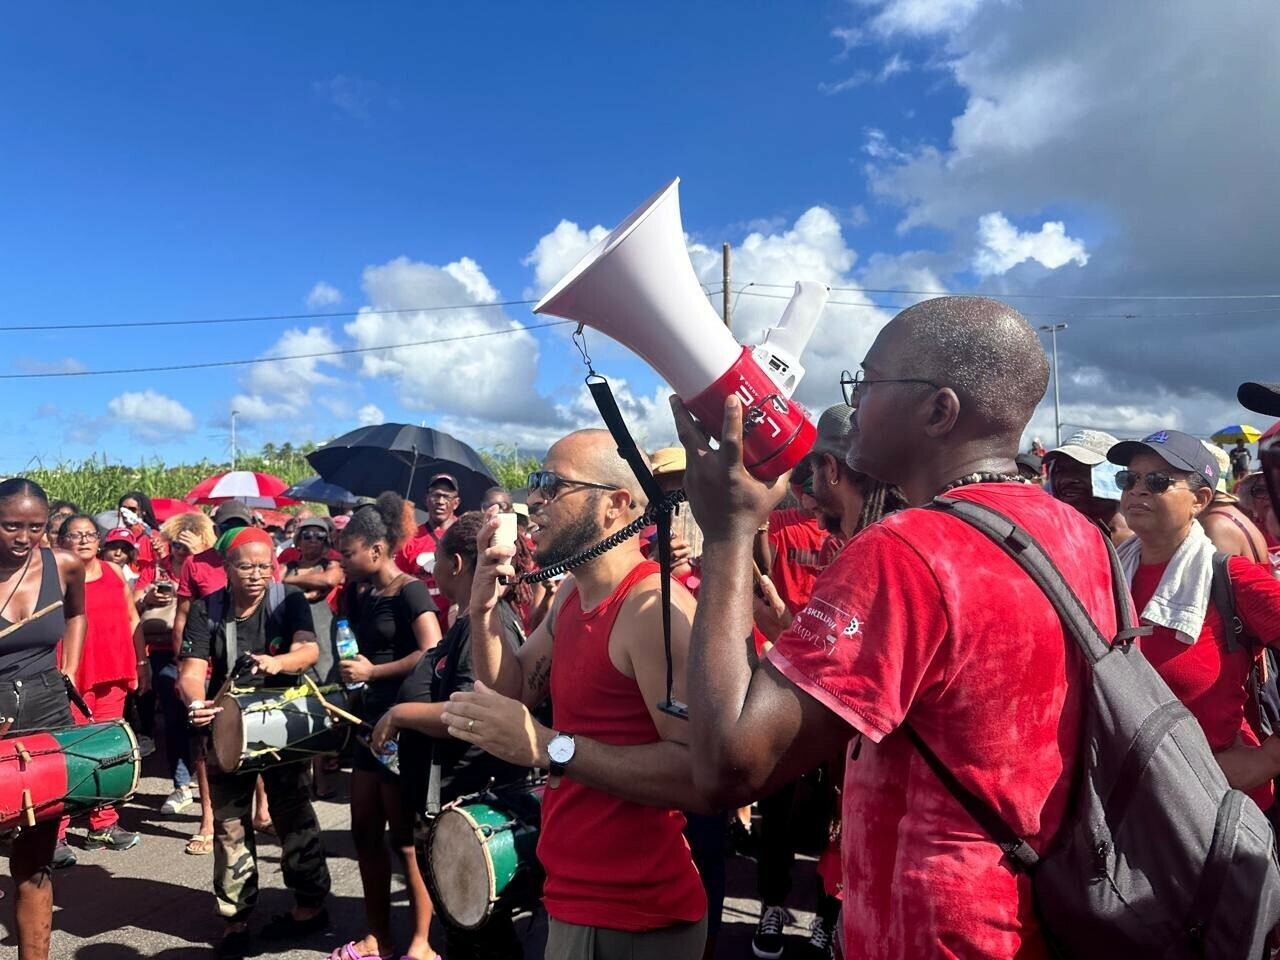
[545,916,707,960]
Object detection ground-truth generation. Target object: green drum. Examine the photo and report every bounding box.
[0,720,141,829]
[423,784,544,929]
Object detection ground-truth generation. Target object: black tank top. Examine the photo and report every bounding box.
[0,548,66,680]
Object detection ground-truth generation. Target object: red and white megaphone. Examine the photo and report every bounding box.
[534,178,827,480]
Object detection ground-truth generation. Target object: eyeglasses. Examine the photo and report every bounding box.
[528,471,619,501]
[426,490,459,502]
[1114,469,1192,494]
[63,532,99,543]
[298,530,327,541]
[840,369,942,408]
[231,563,273,575]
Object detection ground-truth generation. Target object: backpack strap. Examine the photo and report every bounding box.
[902,496,1142,872]
[1210,553,1274,738]
[1210,553,1245,654]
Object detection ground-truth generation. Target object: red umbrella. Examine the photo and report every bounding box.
[150,497,201,523]
[185,471,299,508]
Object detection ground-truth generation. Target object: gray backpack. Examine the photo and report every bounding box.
[911,498,1280,958]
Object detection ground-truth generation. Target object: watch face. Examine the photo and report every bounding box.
[548,735,574,764]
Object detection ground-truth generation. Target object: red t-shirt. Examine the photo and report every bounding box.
[768,508,828,615]
[768,484,1119,959]
[1133,555,1280,809]
[539,560,706,931]
[395,521,453,632]
[177,548,227,600]
[277,546,342,567]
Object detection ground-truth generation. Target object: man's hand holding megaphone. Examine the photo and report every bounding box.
[671,394,790,543]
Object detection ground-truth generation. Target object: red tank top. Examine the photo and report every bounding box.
[538,560,707,931]
[78,563,138,689]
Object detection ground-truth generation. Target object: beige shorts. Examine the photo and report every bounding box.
[545,915,708,960]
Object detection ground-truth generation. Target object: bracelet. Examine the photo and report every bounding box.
[137,659,149,666]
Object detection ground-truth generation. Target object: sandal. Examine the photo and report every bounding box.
[185,833,213,855]
[328,944,395,960]
[253,819,276,836]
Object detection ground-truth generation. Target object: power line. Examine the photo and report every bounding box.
[0,298,541,333]
[744,281,1280,302]
[0,319,575,381]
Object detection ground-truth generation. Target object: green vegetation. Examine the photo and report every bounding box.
[21,444,540,514]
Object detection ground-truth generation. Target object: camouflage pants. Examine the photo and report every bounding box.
[209,763,331,922]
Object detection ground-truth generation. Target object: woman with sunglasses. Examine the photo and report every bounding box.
[1109,430,1280,811]
[53,514,146,861]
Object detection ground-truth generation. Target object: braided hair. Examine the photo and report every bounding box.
[343,492,410,551]
[850,472,907,534]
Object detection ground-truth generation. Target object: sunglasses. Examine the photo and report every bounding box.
[527,470,618,501]
[298,530,327,541]
[1114,469,1194,494]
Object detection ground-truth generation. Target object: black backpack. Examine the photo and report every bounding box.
[910,498,1280,958]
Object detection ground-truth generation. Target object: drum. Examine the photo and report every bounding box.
[423,784,544,929]
[0,720,141,830]
[210,683,351,774]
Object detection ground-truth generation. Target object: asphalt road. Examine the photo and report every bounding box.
[1,750,822,959]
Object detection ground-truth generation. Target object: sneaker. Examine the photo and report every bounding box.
[51,841,77,869]
[799,911,837,959]
[161,785,196,815]
[752,904,791,959]
[136,735,156,758]
[84,825,141,851]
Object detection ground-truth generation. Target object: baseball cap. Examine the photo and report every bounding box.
[810,404,855,458]
[213,501,254,527]
[1045,429,1120,467]
[103,528,137,549]
[650,447,686,477]
[1107,430,1220,488]
[1015,452,1043,478]
[1238,382,1280,417]
[427,473,458,491]
[1201,441,1236,499]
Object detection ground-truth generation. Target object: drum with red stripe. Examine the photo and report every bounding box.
[0,720,141,830]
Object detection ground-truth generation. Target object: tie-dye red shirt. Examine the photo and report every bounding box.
[768,483,1119,959]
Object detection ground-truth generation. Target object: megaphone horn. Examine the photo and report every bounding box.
[535,179,825,480]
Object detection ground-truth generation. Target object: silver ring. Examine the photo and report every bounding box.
[467,719,475,732]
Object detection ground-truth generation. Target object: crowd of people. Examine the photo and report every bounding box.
[4,294,1280,959]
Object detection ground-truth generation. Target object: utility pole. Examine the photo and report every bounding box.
[1038,324,1067,446]
[722,242,731,331]
[230,409,239,471]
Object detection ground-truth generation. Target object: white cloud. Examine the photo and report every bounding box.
[972,212,1089,277]
[522,220,609,298]
[240,326,344,403]
[16,357,88,375]
[306,281,342,309]
[357,403,384,426]
[868,0,989,37]
[345,255,555,424]
[879,53,912,81]
[107,390,196,442]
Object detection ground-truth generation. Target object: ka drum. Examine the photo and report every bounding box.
[422,784,544,929]
[0,720,141,829]
[210,682,351,774]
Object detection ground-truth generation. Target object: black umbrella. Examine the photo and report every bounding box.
[282,475,361,509]
[306,423,497,510]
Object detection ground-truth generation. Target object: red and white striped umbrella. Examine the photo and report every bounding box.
[184,471,299,508]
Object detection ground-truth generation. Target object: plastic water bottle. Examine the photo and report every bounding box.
[376,737,400,776]
[335,620,363,691]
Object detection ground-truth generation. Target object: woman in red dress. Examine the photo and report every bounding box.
[53,514,148,865]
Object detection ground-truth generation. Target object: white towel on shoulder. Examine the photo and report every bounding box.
[1116,523,1216,645]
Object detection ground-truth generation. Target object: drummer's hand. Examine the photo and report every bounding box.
[471,518,516,616]
[372,709,398,754]
[187,699,222,728]
[442,681,551,769]
[339,654,374,684]
[250,654,282,676]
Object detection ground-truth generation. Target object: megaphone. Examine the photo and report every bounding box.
[534,179,827,480]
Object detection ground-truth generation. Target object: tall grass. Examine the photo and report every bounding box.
[20,447,541,514]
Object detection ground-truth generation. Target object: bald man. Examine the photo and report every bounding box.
[440,429,709,959]
[674,297,1122,959]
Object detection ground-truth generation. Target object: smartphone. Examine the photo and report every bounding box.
[154,581,175,598]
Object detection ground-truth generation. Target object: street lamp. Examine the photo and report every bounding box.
[231,409,239,471]
[1038,324,1067,446]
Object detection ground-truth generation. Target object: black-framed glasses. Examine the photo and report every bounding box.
[528,470,618,501]
[298,530,327,541]
[840,369,942,408]
[63,531,99,543]
[1114,469,1190,494]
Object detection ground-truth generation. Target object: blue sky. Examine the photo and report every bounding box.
[2,1,1276,471]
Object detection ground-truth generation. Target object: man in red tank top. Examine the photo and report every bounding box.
[440,429,709,959]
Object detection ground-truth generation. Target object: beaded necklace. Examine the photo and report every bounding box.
[936,472,1029,496]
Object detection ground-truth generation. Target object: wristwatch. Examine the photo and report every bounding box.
[547,732,576,785]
